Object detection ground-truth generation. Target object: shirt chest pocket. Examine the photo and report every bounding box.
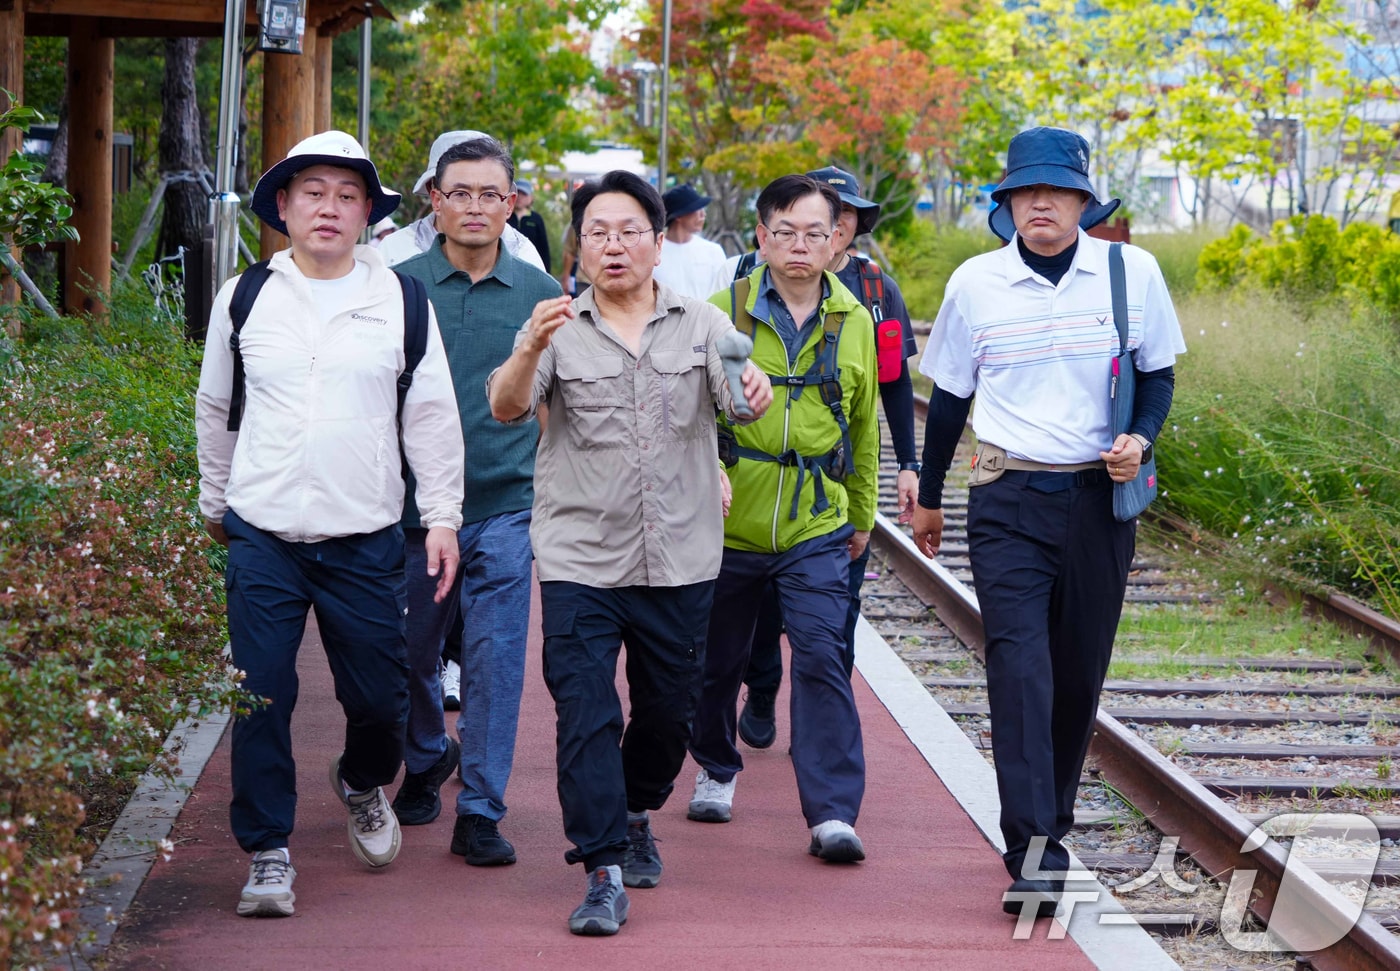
[647,348,710,441]
[556,355,628,450]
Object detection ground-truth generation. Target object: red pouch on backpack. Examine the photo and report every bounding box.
[876,320,903,382]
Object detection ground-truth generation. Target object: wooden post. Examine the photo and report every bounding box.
[314,28,333,135]
[65,18,114,317]
[0,0,25,313]
[259,36,317,259]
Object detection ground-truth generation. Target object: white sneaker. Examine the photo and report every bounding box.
[686,768,736,823]
[237,848,296,917]
[808,820,865,862]
[330,754,402,868]
[441,660,461,711]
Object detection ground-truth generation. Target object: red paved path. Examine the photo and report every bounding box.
[105,582,1096,970]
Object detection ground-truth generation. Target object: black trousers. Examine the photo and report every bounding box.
[540,579,713,870]
[967,470,1134,879]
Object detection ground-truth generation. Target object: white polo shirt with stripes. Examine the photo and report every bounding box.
[919,230,1186,466]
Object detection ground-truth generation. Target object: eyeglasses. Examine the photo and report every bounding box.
[441,189,509,210]
[580,228,657,249]
[764,227,832,248]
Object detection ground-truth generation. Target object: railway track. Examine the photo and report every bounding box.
[863,400,1400,970]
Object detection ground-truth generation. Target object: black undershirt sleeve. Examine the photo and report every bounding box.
[917,386,973,510]
[878,360,918,467]
[1130,365,1175,442]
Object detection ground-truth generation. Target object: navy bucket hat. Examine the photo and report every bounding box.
[662,183,712,223]
[987,127,1120,242]
[251,130,400,237]
[807,166,880,236]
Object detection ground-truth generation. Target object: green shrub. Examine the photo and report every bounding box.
[1159,288,1400,614]
[0,288,236,965]
[880,220,1002,321]
[1132,230,1218,296]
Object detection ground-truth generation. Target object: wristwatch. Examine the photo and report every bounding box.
[1130,434,1153,458]
[898,461,923,473]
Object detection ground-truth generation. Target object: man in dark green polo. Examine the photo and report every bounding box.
[392,135,562,865]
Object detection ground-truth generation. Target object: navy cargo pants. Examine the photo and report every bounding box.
[690,526,865,828]
[223,509,410,854]
[967,470,1135,880]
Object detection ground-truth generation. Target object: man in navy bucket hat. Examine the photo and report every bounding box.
[910,126,1186,921]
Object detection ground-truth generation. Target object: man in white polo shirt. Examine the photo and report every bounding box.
[911,127,1185,920]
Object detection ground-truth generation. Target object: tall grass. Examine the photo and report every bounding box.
[1159,288,1400,615]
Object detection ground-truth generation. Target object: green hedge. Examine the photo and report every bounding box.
[0,291,236,965]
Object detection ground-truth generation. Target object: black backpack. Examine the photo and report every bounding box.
[224,260,429,475]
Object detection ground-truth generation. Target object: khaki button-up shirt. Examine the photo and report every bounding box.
[493,282,745,587]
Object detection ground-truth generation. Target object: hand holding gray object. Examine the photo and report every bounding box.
[716,330,755,419]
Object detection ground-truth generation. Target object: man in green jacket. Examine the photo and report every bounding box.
[687,173,879,862]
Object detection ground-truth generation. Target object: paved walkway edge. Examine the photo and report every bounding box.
[74,708,232,969]
[853,615,1181,971]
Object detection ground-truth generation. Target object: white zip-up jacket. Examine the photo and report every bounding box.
[196,245,465,543]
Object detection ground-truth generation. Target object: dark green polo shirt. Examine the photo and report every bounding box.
[398,236,563,527]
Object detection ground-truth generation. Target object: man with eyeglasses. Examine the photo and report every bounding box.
[488,170,772,936]
[389,135,562,868]
[378,129,547,273]
[687,173,879,864]
[734,166,922,753]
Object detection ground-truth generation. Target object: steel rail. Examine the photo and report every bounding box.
[870,511,1400,971]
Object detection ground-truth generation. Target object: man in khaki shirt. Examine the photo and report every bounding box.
[488,169,772,937]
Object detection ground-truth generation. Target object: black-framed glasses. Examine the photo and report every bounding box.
[580,228,657,249]
[763,226,831,248]
[441,189,510,210]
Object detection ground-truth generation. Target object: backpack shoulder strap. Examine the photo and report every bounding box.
[853,257,884,322]
[729,275,756,340]
[394,270,430,478]
[225,259,273,432]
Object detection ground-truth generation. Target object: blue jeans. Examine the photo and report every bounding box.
[404,509,533,821]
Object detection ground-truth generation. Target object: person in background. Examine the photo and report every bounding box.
[653,183,729,299]
[911,126,1185,918]
[508,178,552,272]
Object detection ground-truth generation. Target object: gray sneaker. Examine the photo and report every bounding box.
[330,754,402,868]
[568,865,629,936]
[237,848,296,917]
[686,768,735,823]
[622,815,662,888]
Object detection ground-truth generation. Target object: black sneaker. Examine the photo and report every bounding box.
[450,812,517,866]
[391,736,460,826]
[569,866,629,936]
[621,816,662,889]
[738,689,777,749]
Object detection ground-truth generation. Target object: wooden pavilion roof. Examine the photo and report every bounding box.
[22,0,392,38]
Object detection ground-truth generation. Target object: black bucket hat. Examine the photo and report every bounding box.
[987,127,1120,242]
[251,130,401,237]
[807,166,880,236]
[662,184,711,223]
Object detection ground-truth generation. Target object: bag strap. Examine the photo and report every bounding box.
[225,259,273,432]
[1109,242,1128,356]
[395,269,429,478]
[854,257,884,323]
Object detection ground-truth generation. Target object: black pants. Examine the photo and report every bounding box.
[223,510,409,853]
[968,470,1134,879]
[540,580,713,870]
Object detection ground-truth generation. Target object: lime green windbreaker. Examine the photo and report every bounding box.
[711,266,879,554]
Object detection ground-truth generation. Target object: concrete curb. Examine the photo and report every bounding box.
[74,709,231,969]
[853,615,1181,971]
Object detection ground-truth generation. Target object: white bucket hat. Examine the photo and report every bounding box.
[413,129,489,195]
[251,130,400,237]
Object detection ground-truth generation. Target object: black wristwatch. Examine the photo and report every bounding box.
[1130,434,1153,458]
[898,461,923,473]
